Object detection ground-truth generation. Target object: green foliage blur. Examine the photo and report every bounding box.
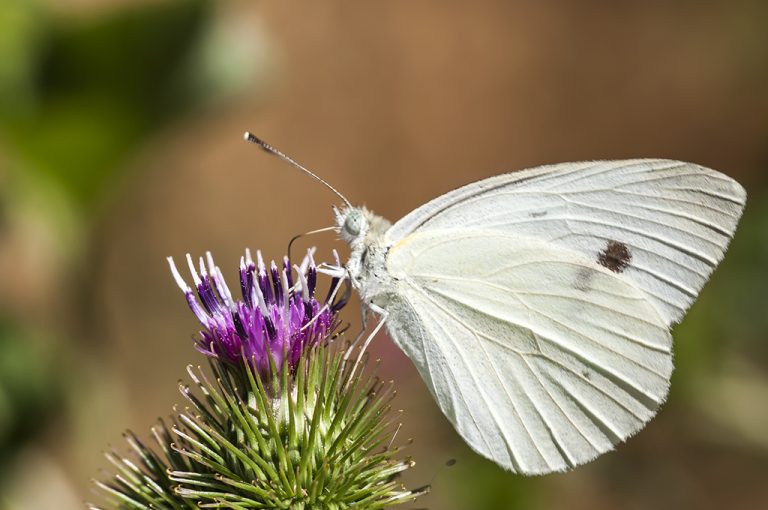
[0,0,224,506]
[1,0,210,211]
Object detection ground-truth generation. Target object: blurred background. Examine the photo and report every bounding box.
[1,1,767,508]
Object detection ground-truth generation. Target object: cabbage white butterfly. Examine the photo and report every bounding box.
[245,133,746,475]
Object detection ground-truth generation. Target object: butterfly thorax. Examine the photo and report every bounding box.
[336,206,393,304]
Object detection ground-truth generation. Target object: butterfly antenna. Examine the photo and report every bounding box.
[244,132,353,208]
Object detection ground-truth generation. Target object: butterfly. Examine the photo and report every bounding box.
[245,133,746,475]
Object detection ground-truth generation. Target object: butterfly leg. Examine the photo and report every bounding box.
[344,300,386,361]
[342,307,369,361]
[345,302,389,385]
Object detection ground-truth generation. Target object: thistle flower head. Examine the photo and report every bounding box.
[168,248,347,380]
[93,247,426,509]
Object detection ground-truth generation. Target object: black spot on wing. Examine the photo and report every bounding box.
[597,240,632,273]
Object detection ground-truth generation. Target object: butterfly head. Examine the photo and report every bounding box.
[334,205,391,254]
[334,205,392,296]
[335,206,370,245]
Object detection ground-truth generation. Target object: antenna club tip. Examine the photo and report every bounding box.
[244,131,263,145]
[243,132,276,154]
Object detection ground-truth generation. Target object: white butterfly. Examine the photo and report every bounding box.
[245,134,746,475]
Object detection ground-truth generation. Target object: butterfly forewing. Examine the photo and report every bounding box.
[386,159,746,325]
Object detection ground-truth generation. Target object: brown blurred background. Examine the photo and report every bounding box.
[1,1,767,509]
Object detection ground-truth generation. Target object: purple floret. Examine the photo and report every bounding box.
[168,249,344,380]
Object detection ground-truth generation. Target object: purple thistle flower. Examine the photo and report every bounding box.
[168,248,347,380]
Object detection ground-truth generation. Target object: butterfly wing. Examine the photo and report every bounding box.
[386,160,746,325]
[384,229,673,474]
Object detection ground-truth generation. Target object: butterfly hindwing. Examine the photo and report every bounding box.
[385,229,672,474]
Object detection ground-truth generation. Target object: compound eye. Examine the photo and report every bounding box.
[344,213,362,236]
